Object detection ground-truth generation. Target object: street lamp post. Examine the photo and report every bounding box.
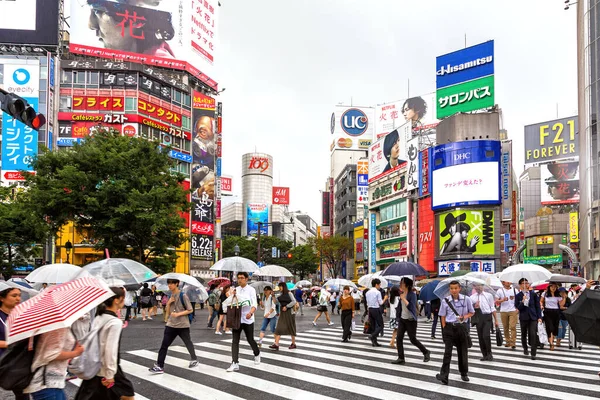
[65,240,73,264]
[234,244,240,256]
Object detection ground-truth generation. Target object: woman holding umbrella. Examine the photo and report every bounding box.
[0,287,28,400]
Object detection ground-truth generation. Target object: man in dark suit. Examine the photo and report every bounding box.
[514,278,542,360]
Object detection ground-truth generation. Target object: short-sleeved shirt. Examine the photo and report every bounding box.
[366,288,383,309]
[497,287,518,312]
[439,295,475,323]
[167,292,192,329]
[544,295,561,310]
[469,291,496,314]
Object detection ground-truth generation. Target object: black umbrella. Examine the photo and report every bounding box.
[564,289,600,346]
[381,262,429,278]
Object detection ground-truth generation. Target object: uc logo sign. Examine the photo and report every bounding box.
[13,68,31,85]
[341,108,368,136]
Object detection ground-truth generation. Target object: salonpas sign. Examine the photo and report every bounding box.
[436,40,495,119]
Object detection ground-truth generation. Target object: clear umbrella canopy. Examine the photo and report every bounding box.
[25,263,81,284]
[252,265,293,277]
[434,276,497,299]
[209,257,258,273]
[78,258,157,286]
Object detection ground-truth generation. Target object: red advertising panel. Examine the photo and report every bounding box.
[272,187,290,205]
[68,0,219,90]
[221,176,232,195]
[138,99,182,127]
[322,192,330,226]
[72,96,124,112]
[418,198,435,272]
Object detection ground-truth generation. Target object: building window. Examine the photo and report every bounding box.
[183,139,191,152]
[173,90,182,105]
[73,71,85,87]
[61,70,72,85]
[380,200,406,223]
[59,96,72,111]
[87,71,99,85]
[182,115,191,130]
[183,93,191,108]
[125,97,137,112]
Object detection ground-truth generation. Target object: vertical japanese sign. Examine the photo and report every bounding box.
[569,212,579,243]
[1,61,40,184]
[419,147,431,197]
[357,159,369,206]
[418,198,435,272]
[406,136,419,191]
[501,141,512,221]
[370,212,377,273]
[191,91,216,260]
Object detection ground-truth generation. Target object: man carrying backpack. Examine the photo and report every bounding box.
[149,279,199,374]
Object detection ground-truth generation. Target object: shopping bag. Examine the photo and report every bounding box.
[537,321,548,345]
[351,320,356,331]
[226,296,241,330]
[496,328,503,347]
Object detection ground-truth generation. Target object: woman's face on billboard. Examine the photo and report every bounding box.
[88,8,138,51]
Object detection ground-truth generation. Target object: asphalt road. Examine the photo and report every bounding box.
[1,305,599,399]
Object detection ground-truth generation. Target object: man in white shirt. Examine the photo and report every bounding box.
[496,280,519,349]
[223,272,261,372]
[365,279,388,347]
[469,284,498,361]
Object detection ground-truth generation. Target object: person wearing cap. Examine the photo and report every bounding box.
[149,279,199,373]
[514,278,542,360]
[469,283,499,361]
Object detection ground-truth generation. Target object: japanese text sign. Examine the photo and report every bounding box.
[438,260,495,277]
[436,40,494,89]
[138,99,182,127]
[436,75,495,119]
[72,96,124,112]
[540,160,579,205]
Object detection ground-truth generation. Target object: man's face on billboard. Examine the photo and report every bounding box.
[196,116,214,141]
[88,6,139,51]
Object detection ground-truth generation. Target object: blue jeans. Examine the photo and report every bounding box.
[32,388,67,400]
[208,307,218,326]
[260,316,277,333]
[557,319,569,339]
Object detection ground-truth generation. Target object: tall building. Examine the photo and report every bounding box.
[578,1,600,278]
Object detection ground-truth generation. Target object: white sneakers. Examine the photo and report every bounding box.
[312,321,317,326]
[226,363,240,372]
[215,331,223,335]
[328,322,335,326]
[254,355,261,365]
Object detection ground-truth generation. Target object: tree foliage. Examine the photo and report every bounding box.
[23,130,190,267]
[0,186,48,279]
[313,235,353,279]
[288,243,319,279]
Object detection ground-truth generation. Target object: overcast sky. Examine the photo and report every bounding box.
[217,0,578,223]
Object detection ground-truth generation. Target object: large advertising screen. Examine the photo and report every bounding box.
[330,106,374,151]
[540,160,579,205]
[524,116,578,164]
[375,93,439,140]
[437,209,496,257]
[247,203,269,236]
[1,61,40,184]
[69,0,219,89]
[431,140,501,210]
[368,122,411,183]
[190,92,216,260]
[0,0,59,48]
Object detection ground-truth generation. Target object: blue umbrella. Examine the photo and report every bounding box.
[419,280,440,302]
[381,262,429,278]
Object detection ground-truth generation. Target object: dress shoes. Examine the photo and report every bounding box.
[436,374,448,385]
[391,358,405,365]
[423,351,431,362]
[461,375,469,382]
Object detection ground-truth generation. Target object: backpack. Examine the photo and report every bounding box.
[179,292,194,323]
[0,336,43,391]
[68,317,111,380]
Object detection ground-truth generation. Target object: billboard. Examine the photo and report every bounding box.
[1,61,40,184]
[501,141,513,221]
[0,0,59,49]
[524,254,563,265]
[221,175,232,195]
[570,212,579,243]
[322,191,330,226]
[375,93,439,139]
[368,121,411,183]
[369,170,407,207]
[370,212,377,273]
[524,116,578,164]
[330,106,375,150]
[247,203,268,236]
[436,41,495,119]
[418,198,435,272]
[437,209,496,257]
[540,161,579,205]
[438,260,496,277]
[357,159,369,206]
[272,187,290,205]
[419,147,432,197]
[190,92,216,259]
[406,136,419,191]
[431,140,501,210]
[69,0,219,89]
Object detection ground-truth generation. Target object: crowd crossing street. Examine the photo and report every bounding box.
[1,307,593,400]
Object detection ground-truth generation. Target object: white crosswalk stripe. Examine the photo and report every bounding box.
[65,323,600,400]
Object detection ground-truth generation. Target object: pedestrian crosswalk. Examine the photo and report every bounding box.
[68,322,600,400]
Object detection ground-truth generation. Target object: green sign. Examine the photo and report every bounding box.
[523,254,563,265]
[436,75,495,119]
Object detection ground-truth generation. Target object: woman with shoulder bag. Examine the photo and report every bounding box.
[270,283,297,350]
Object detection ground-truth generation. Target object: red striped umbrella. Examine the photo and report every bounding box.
[6,277,114,344]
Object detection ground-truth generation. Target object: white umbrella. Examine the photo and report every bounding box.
[252,264,293,278]
[466,272,503,289]
[183,285,209,302]
[209,256,258,273]
[294,280,312,288]
[0,282,39,301]
[25,263,81,284]
[358,274,388,288]
[434,276,496,299]
[323,279,357,291]
[155,273,203,289]
[546,274,587,284]
[499,264,552,285]
[250,281,275,292]
[78,258,157,285]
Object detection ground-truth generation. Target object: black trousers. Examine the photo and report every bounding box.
[341,309,353,340]
[330,301,337,314]
[157,326,197,368]
[475,313,493,357]
[439,323,469,379]
[397,318,428,359]
[191,302,196,319]
[431,311,440,337]
[520,319,538,356]
[232,322,260,363]
[124,306,132,321]
[368,308,384,341]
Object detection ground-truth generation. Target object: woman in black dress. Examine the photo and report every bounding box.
[270,282,297,350]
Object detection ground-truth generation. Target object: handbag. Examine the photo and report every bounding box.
[444,298,473,349]
[537,321,548,345]
[471,308,482,326]
[363,319,371,334]
[226,295,241,330]
[351,320,356,331]
[496,328,503,347]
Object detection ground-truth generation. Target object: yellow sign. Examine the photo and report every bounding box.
[536,236,554,245]
[569,212,579,243]
[358,139,372,149]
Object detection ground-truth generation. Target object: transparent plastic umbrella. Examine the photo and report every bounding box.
[466,272,503,289]
[78,258,157,286]
[25,263,81,284]
[209,257,258,273]
[498,264,552,285]
[294,280,312,288]
[0,282,38,301]
[323,279,356,291]
[434,276,497,299]
[358,274,388,288]
[252,265,293,277]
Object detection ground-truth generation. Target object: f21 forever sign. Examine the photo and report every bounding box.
[524,116,578,164]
